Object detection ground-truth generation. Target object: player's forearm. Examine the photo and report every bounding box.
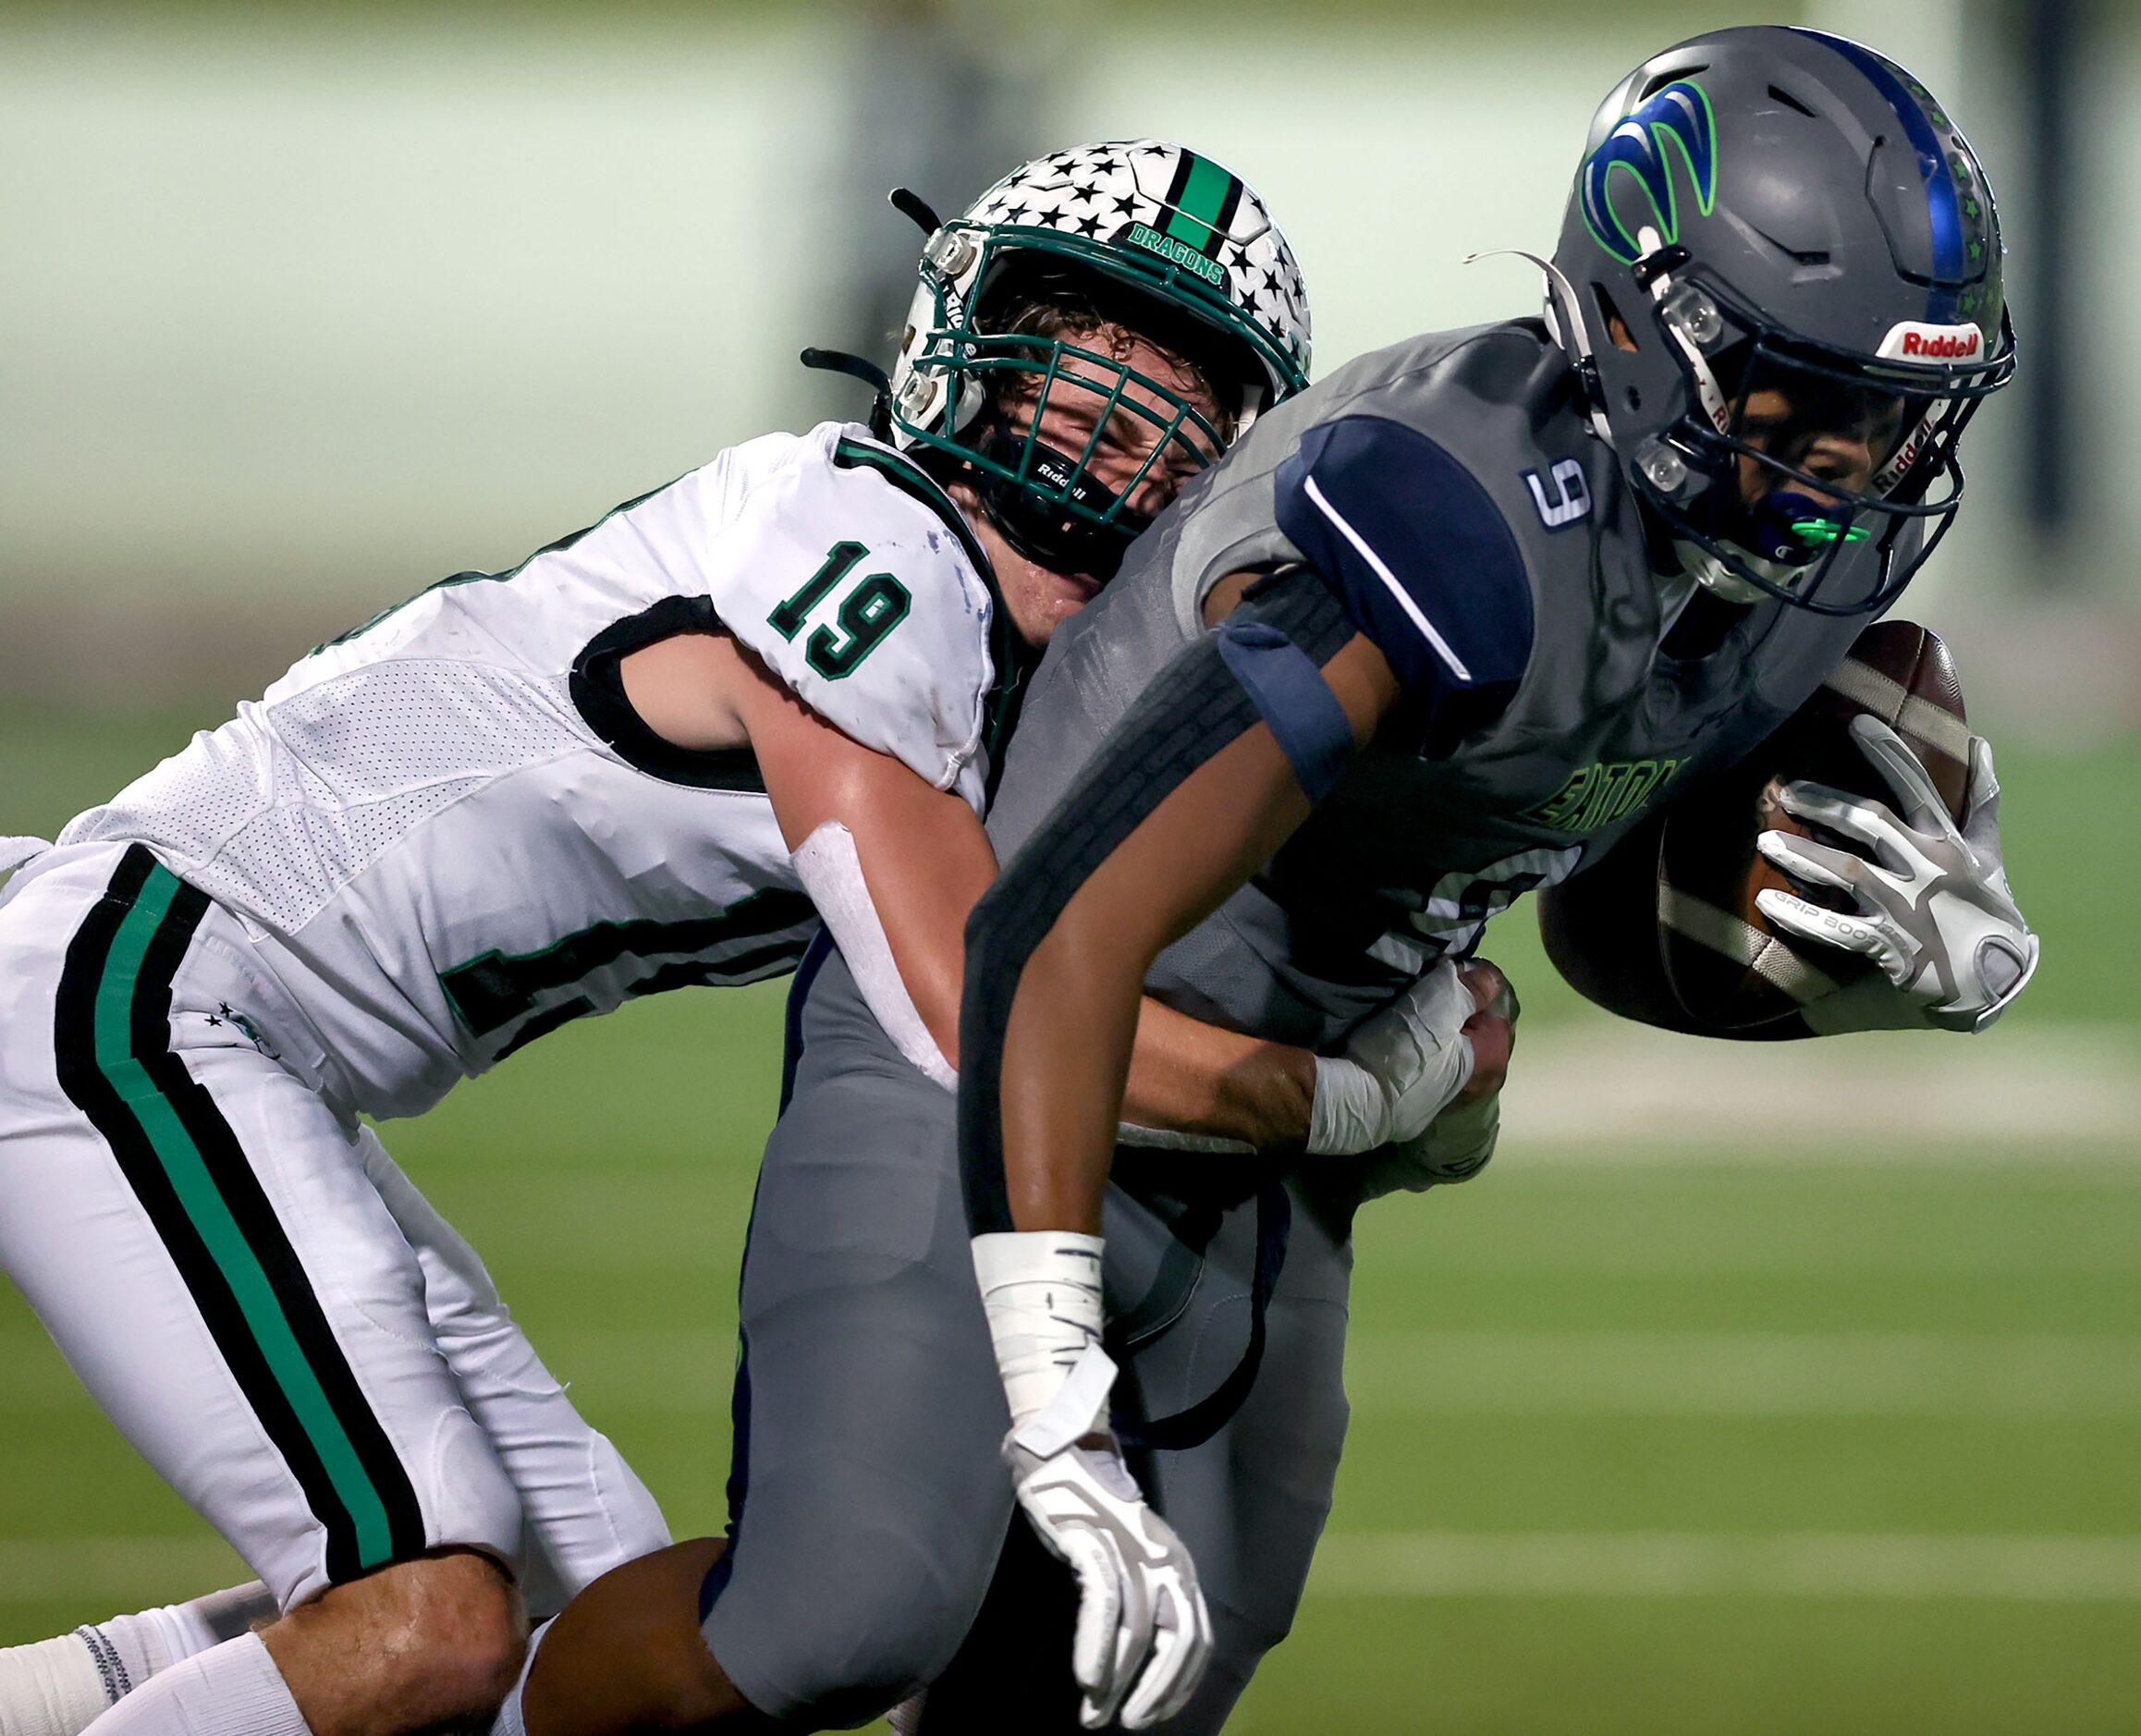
[994,732,1321,1230]
[1122,997,1315,1150]
[969,631,1394,1236]
[999,915,1152,1232]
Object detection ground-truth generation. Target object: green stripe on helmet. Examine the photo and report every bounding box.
[1165,152,1234,254]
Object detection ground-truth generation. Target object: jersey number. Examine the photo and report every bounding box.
[768,541,912,679]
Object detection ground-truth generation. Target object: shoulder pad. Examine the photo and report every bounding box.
[1274,413,1534,703]
[714,431,997,811]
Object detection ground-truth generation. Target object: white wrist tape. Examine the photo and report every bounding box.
[1008,1341,1119,1459]
[790,820,956,1091]
[1306,1054,1385,1156]
[1308,962,1479,1155]
[972,1229,1106,1432]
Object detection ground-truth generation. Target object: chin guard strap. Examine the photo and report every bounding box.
[800,348,895,441]
[888,186,944,238]
[1466,247,1614,445]
[973,431,1147,582]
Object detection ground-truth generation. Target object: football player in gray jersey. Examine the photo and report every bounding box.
[942,24,2037,1728]
[473,29,2033,1736]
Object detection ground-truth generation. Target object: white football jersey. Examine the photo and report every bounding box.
[60,422,1011,1119]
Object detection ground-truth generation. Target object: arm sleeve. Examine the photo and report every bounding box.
[1273,413,1534,750]
[708,455,997,813]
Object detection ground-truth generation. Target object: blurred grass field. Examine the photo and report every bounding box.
[3,707,2137,1732]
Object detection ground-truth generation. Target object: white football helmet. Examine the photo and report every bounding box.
[885,141,1309,576]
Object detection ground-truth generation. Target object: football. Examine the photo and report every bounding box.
[1537,620,1973,1036]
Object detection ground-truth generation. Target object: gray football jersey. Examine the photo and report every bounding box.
[987,320,1882,1050]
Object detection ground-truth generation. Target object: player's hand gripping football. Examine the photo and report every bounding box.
[1355,960,1516,1197]
[1307,957,1514,1155]
[1753,716,2037,1033]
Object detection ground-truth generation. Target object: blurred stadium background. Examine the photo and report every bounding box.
[3,1,2135,1730]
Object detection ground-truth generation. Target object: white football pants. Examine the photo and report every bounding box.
[0,841,669,1610]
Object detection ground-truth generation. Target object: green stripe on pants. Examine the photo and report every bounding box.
[92,869,398,1570]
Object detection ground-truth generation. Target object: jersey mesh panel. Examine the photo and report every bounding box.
[272,663,585,801]
[67,661,591,935]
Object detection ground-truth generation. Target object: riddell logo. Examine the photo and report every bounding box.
[1878,321,1984,363]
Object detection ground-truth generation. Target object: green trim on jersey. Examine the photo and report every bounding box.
[830,435,1030,787]
[311,476,681,656]
[830,437,993,576]
[53,848,426,1582]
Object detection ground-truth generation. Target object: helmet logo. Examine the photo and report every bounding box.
[1878,320,1984,362]
[1126,222,1226,288]
[1580,80,1719,264]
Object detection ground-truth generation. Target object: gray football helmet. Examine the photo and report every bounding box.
[1547,27,2016,614]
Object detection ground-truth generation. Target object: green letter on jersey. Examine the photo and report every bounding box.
[768,541,912,680]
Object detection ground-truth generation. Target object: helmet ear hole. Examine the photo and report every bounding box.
[1592,284,1639,353]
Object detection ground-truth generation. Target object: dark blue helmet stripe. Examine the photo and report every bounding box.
[1792,29,1965,322]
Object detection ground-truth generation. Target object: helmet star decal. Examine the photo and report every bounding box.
[879,141,1310,581]
[961,144,1308,358]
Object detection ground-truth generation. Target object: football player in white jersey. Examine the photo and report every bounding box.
[0,143,1485,1736]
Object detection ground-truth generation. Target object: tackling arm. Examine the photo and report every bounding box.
[624,629,1327,1150]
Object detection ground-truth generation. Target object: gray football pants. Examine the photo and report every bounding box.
[699,947,1354,1732]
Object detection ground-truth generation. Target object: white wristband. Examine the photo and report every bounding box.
[972,1230,1107,1431]
[1009,1341,1119,1459]
[1306,1054,1388,1155]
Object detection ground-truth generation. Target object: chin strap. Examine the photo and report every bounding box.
[800,348,894,442]
[973,431,1146,582]
[888,186,943,238]
[1467,248,1614,444]
[1670,538,1773,606]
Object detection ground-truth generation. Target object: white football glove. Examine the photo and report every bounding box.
[1754,716,2037,1034]
[1007,1388,1212,1730]
[972,1236,1213,1729]
[1306,960,1479,1155]
[1358,1091,1503,1201]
